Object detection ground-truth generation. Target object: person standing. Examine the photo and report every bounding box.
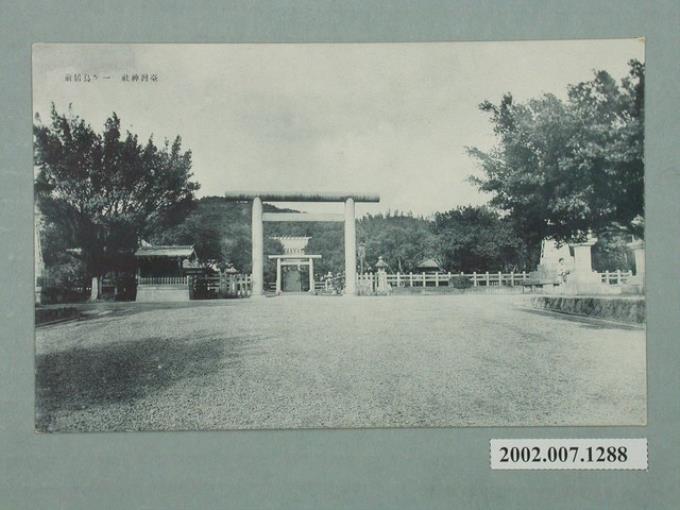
[557,257,570,284]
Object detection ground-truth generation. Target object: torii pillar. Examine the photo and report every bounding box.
[344,198,357,296]
[251,196,264,297]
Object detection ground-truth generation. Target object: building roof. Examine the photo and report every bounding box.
[416,258,442,271]
[268,254,322,259]
[271,236,311,255]
[375,256,389,269]
[135,245,196,258]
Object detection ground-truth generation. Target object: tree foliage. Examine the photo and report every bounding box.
[153,197,284,273]
[468,60,644,264]
[434,206,526,272]
[34,105,199,277]
[357,213,438,273]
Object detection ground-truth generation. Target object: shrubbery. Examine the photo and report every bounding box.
[448,275,473,289]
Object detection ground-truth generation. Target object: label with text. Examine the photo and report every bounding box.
[490,439,647,470]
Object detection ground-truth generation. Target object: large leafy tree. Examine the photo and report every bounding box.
[34,105,199,283]
[468,60,644,265]
[433,206,526,272]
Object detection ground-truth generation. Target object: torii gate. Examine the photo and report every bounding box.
[224,192,380,296]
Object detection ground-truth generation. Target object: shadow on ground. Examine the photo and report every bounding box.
[37,300,242,328]
[35,336,227,431]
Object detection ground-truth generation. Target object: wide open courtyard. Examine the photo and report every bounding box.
[35,294,646,432]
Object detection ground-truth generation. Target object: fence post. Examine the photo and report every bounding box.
[435,272,439,287]
[522,271,526,284]
[422,272,426,287]
[473,271,477,287]
[616,269,621,285]
[510,271,514,287]
[604,270,609,284]
[485,272,490,286]
[498,271,502,286]
[409,272,413,287]
[397,272,401,287]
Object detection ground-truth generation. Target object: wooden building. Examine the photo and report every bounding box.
[134,243,201,302]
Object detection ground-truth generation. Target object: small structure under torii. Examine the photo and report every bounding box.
[224,192,380,296]
[268,236,320,294]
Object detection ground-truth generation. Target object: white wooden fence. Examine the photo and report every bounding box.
[598,270,634,285]
[138,276,189,286]
[356,270,634,290]
[359,271,528,288]
[191,273,252,297]
[139,270,632,297]
[137,274,252,297]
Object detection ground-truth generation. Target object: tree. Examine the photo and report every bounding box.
[34,105,199,291]
[152,197,284,276]
[468,60,644,266]
[433,206,526,272]
[357,213,438,273]
[154,197,246,269]
[591,225,634,272]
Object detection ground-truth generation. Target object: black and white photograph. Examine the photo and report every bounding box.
[33,40,646,432]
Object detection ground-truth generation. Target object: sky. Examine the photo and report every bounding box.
[33,40,644,217]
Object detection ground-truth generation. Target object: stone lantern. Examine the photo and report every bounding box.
[224,263,239,296]
[358,242,367,274]
[375,256,390,294]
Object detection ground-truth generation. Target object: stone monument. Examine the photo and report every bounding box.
[625,238,645,293]
[539,238,573,275]
[562,233,619,295]
[525,238,572,290]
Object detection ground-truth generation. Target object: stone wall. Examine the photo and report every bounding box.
[35,306,80,326]
[530,295,645,324]
[136,285,190,302]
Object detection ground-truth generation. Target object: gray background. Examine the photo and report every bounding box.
[1,1,678,508]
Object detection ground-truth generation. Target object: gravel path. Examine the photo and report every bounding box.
[35,295,646,431]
